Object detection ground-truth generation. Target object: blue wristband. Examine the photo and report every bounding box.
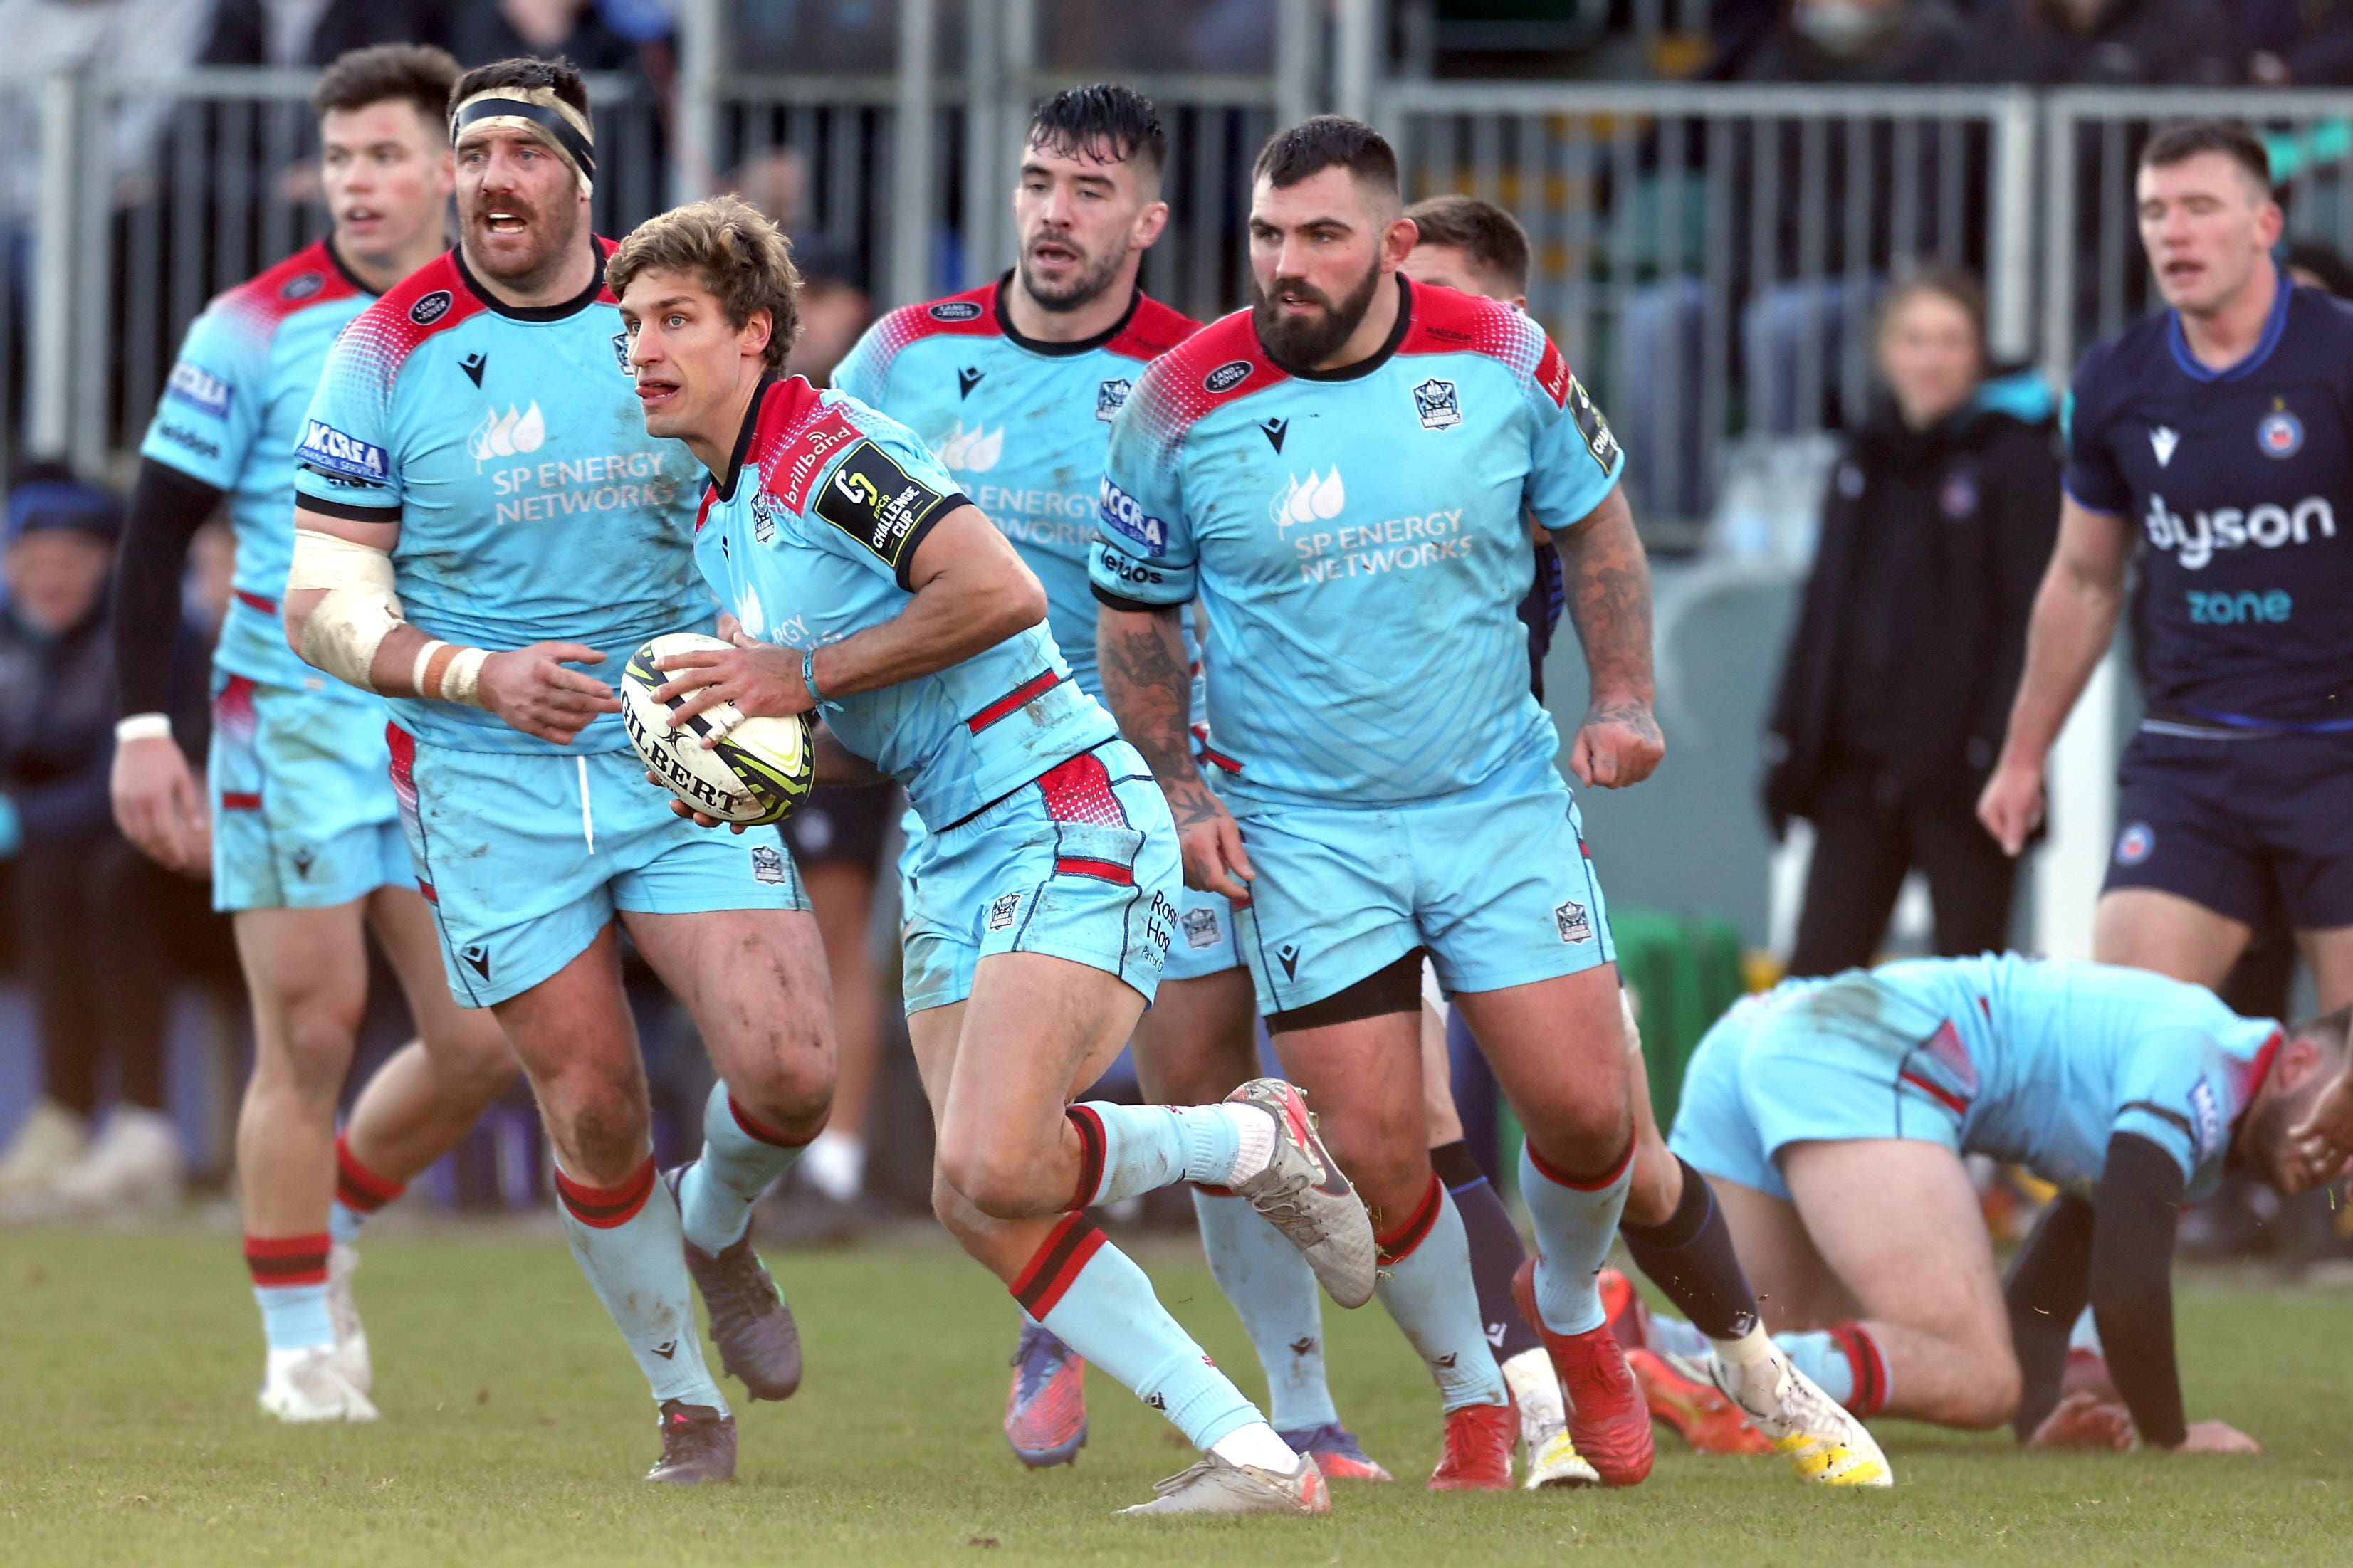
[801,646,824,707]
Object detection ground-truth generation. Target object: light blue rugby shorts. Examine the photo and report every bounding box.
[389,727,807,1007]
[208,670,407,913]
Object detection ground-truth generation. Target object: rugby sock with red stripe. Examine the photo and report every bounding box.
[678,1081,815,1255]
[1519,1134,1635,1335]
[1062,1101,1250,1209]
[1370,1172,1509,1411]
[329,1133,407,1246]
[246,1233,334,1352]
[1190,1186,1338,1431]
[1776,1322,1892,1416]
[1431,1140,1544,1362]
[553,1154,729,1414]
[1012,1214,1261,1450]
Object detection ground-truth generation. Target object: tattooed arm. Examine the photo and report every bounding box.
[1551,483,1665,789]
[1097,602,1254,901]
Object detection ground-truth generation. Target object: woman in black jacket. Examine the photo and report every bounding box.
[1763,264,2060,976]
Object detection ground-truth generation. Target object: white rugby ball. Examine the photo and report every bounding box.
[622,632,815,826]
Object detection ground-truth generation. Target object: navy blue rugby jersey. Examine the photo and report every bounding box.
[2065,271,2353,727]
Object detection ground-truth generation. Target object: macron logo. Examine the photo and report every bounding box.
[298,420,388,481]
[2150,426,2179,468]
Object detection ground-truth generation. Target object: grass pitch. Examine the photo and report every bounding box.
[1,1224,2346,1567]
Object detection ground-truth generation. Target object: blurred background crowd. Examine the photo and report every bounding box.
[0,0,2347,1275]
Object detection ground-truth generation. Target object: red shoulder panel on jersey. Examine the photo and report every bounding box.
[594,234,619,303]
[347,253,490,375]
[1133,308,1291,438]
[1104,294,1203,362]
[755,375,864,514]
[215,239,363,331]
[1397,277,1572,406]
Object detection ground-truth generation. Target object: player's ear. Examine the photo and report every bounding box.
[742,307,773,364]
[1131,196,1171,253]
[1383,215,1419,270]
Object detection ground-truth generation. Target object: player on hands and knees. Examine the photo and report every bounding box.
[1402,195,1882,1486]
[1671,953,2295,1454]
[109,45,521,1424]
[1970,122,2353,1177]
[829,83,1385,1481]
[613,194,1375,1517]
[281,57,836,1483]
[1095,118,1667,1490]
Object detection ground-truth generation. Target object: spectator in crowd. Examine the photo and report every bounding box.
[451,0,641,70]
[1762,266,2060,976]
[1726,0,1972,80]
[199,0,449,65]
[0,0,210,223]
[2247,0,2353,83]
[1960,0,2241,82]
[0,466,221,1212]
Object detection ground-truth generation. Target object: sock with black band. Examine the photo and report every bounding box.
[330,1132,407,1246]
[1776,1322,1892,1416]
[246,1232,334,1351]
[1063,1101,1266,1208]
[1430,1139,1542,1362]
[1618,1156,1763,1342]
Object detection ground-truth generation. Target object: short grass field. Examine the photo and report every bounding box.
[2,1223,2347,1567]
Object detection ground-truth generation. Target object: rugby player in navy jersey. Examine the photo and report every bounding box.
[833,84,1390,1483]
[1979,122,2353,1176]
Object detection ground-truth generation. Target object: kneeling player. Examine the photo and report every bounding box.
[612,196,1377,1517]
[1670,952,2307,1451]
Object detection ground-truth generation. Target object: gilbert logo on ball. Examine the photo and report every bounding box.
[622,633,816,826]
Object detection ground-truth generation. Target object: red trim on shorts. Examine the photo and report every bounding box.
[244,1232,331,1287]
[1036,751,1128,826]
[966,670,1063,733]
[334,1132,407,1213]
[1375,1171,1445,1265]
[1054,856,1133,885]
[729,1093,822,1148]
[233,588,277,616]
[1064,1105,1107,1211]
[1899,1071,1969,1116]
[1524,1133,1635,1192]
[219,791,262,811]
[1199,745,1242,774]
[553,1155,657,1230]
[1010,1211,1109,1320]
[416,879,436,904]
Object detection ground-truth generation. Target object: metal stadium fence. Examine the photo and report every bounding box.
[7,65,2353,520]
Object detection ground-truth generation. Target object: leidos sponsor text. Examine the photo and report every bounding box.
[489,450,680,524]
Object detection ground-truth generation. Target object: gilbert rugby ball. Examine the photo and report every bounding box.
[622,632,814,826]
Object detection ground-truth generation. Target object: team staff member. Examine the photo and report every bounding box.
[110,46,519,1424]
[1771,263,2058,975]
[613,193,1373,1517]
[1974,122,2353,1167]
[833,83,1390,1482]
[283,57,834,1483]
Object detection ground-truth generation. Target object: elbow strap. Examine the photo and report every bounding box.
[289,527,404,693]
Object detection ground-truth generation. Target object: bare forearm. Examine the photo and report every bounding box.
[1098,604,1195,784]
[1555,489,1655,703]
[2000,559,2124,766]
[807,574,1036,701]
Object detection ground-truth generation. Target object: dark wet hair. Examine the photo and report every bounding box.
[1252,115,1399,201]
[1028,83,1165,177]
[2142,119,2273,197]
[313,43,461,131]
[1404,194,1530,294]
[451,55,590,121]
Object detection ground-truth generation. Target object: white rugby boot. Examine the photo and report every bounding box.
[258,1346,379,1424]
[1224,1078,1378,1307]
[327,1244,374,1396]
[1708,1347,1892,1486]
[1504,1345,1600,1488]
[1120,1450,1331,1516]
[44,1107,183,1216]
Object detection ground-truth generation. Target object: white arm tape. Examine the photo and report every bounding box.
[289,527,404,693]
[409,638,489,709]
[115,713,174,744]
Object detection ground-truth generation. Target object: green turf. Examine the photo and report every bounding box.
[0,1225,2344,1566]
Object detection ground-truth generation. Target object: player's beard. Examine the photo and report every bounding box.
[1252,260,1384,369]
[1016,233,1125,313]
[465,184,583,294]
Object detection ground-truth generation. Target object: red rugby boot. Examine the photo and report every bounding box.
[1512,1257,1654,1486]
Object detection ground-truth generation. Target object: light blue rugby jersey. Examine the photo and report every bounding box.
[693,375,1116,828]
[1089,275,1624,806]
[831,277,1199,696]
[291,243,713,754]
[140,239,374,690]
[1771,954,2284,1201]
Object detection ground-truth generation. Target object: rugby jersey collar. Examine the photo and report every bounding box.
[320,236,374,298]
[2165,261,2291,384]
[712,372,783,503]
[1263,273,1413,383]
[994,272,1146,358]
[454,238,609,323]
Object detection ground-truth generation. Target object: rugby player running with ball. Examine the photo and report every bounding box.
[282,56,835,1483]
[612,194,1375,1517]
